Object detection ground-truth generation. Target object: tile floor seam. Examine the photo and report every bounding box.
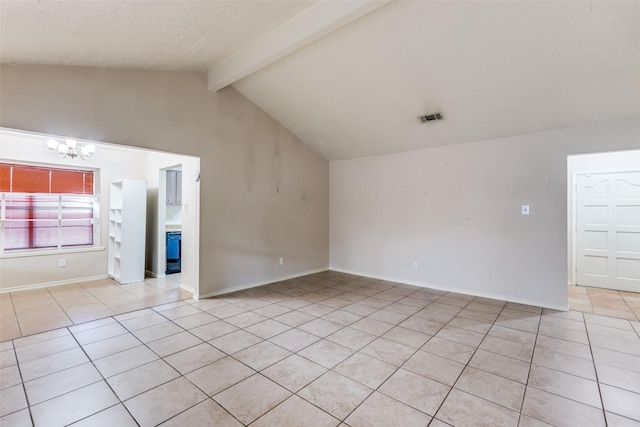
[3,274,640,426]
[79,342,146,366]
[302,375,377,424]
[268,384,328,422]
[208,372,270,426]
[434,299,526,423]
[237,285,434,424]
[95,314,198,419]
[135,324,187,347]
[223,337,340,425]
[619,296,637,320]
[102,358,172,400]
[361,295,471,421]
[43,287,74,325]
[523,310,619,426]
[7,340,36,426]
[164,394,244,426]
[318,330,427,421]
[515,302,544,427]
[110,312,198,366]
[583,313,614,425]
[50,290,114,315]
[133,303,312,425]
[569,285,640,322]
[63,321,141,425]
[8,292,23,338]
[168,355,247,422]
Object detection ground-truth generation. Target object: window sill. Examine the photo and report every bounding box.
[0,246,106,259]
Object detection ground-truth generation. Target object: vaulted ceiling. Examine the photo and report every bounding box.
[2,1,639,160]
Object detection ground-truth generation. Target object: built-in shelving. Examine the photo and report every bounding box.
[107,179,146,284]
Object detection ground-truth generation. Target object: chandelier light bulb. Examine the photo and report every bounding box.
[46,137,96,160]
[81,146,92,156]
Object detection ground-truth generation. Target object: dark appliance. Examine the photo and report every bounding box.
[166,231,181,274]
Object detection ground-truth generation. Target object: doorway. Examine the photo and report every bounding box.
[575,171,640,292]
[568,150,640,293]
[0,127,201,297]
[147,152,200,297]
[158,165,183,278]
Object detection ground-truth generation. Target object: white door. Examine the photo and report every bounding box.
[576,172,640,292]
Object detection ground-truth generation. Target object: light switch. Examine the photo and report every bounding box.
[521,205,530,215]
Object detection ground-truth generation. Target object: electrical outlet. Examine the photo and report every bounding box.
[279,257,284,266]
[412,261,418,270]
[58,259,66,267]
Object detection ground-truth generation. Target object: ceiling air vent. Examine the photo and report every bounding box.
[418,113,444,123]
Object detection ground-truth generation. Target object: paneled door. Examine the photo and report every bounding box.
[576,172,640,292]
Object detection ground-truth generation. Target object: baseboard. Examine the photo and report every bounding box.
[0,275,109,293]
[145,270,167,279]
[329,267,569,312]
[195,267,328,300]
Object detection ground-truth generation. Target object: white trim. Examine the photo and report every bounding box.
[157,169,168,279]
[329,267,569,312]
[0,246,105,259]
[194,267,328,300]
[1,275,109,293]
[192,159,201,297]
[180,284,194,294]
[207,1,390,90]
[569,170,577,287]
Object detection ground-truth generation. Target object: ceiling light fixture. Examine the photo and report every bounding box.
[47,138,96,160]
[418,113,444,123]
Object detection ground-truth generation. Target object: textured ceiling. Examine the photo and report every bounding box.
[233,1,640,159]
[1,1,639,160]
[0,0,314,70]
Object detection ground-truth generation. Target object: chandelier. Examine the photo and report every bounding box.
[47,138,96,160]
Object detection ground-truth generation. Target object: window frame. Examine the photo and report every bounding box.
[0,161,102,258]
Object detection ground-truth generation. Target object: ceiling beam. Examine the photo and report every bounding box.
[207,0,391,91]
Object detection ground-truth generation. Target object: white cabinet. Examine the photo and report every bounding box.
[176,171,182,205]
[108,179,147,284]
[166,170,182,205]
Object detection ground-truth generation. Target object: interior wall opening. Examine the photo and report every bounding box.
[0,127,201,296]
[567,149,640,294]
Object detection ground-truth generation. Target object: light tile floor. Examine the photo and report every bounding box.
[568,284,640,321]
[0,274,191,341]
[1,271,639,426]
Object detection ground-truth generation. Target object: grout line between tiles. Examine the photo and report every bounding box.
[427,299,518,422]
[515,302,542,427]
[64,324,138,423]
[3,274,640,426]
[9,339,36,427]
[584,315,609,427]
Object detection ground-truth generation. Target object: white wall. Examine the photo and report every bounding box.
[0,130,147,289]
[0,65,330,297]
[166,204,182,223]
[330,118,640,310]
[567,149,640,285]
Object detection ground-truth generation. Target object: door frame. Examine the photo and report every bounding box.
[569,168,640,287]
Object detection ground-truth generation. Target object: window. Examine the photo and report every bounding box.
[0,163,98,253]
